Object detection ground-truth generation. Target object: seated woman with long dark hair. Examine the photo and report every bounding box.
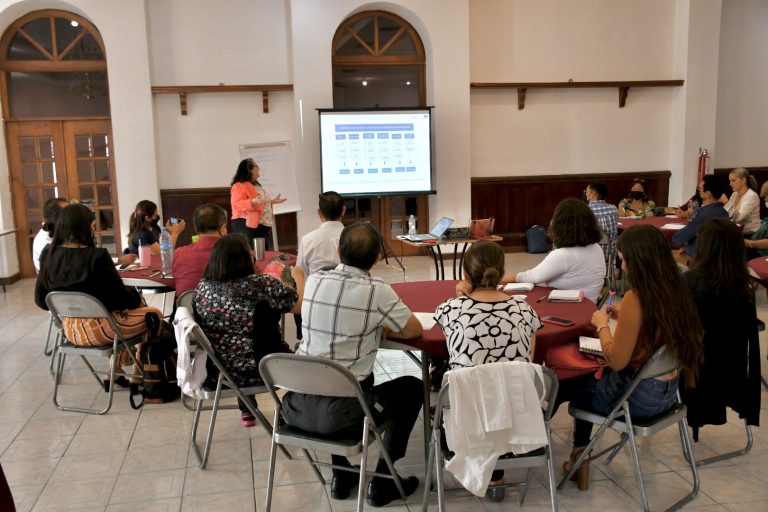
[127,199,185,255]
[35,204,163,386]
[682,219,761,438]
[556,224,703,491]
[193,233,304,426]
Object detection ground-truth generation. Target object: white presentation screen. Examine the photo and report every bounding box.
[319,109,434,196]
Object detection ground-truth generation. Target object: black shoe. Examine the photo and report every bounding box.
[367,475,419,507]
[101,376,129,392]
[330,467,359,500]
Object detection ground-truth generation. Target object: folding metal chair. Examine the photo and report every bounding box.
[46,291,145,415]
[259,353,407,512]
[182,316,291,469]
[558,345,699,512]
[422,363,559,512]
[175,289,195,312]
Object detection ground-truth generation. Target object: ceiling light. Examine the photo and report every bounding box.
[71,20,79,27]
[362,80,368,86]
[406,81,411,86]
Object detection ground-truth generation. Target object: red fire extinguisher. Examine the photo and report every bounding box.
[697,148,709,183]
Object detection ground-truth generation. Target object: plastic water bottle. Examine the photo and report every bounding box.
[408,215,417,237]
[159,227,173,277]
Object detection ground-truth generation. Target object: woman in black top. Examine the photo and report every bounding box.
[682,219,761,437]
[126,199,185,255]
[36,204,162,367]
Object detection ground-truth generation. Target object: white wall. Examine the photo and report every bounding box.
[290,0,471,235]
[714,0,768,168]
[469,0,677,179]
[146,0,294,190]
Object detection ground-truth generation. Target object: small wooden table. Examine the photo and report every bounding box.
[396,235,503,280]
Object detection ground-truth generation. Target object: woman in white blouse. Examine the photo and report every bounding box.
[724,167,760,235]
[500,198,605,302]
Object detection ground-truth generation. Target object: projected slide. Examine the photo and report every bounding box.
[319,109,433,195]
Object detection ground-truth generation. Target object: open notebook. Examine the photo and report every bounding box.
[579,336,604,357]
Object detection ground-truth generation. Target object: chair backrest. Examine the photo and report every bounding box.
[259,353,375,420]
[434,362,558,425]
[176,289,195,311]
[633,344,677,380]
[46,291,112,320]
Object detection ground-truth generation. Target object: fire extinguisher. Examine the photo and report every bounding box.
[697,148,710,183]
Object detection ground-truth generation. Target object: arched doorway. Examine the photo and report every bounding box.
[0,9,119,277]
[331,10,429,255]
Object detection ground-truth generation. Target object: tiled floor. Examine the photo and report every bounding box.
[1,252,766,511]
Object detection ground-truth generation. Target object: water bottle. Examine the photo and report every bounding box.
[408,215,417,237]
[159,227,173,277]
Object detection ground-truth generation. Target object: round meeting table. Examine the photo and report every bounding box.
[384,279,596,452]
[617,216,688,246]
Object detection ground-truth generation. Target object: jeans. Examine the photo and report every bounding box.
[555,367,679,447]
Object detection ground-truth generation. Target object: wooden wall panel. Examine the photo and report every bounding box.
[471,171,671,250]
[160,187,298,251]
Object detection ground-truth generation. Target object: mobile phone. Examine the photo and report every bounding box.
[169,217,180,225]
[541,315,575,327]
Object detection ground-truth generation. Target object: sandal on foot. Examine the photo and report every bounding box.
[241,412,257,427]
[562,448,590,491]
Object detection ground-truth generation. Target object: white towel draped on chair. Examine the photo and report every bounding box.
[173,306,208,396]
[443,362,548,496]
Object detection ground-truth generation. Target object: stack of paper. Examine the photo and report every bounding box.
[503,282,535,292]
[547,289,583,302]
[661,223,687,230]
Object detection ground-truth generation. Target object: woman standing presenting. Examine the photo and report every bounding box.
[230,158,286,250]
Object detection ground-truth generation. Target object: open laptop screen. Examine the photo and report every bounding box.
[429,217,454,237]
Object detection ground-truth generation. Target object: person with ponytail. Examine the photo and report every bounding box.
[437,240,541,369]
[32,197,69,273]
[724,167,760,235]
[127,199,185,255]
[435,240,542,502]
[617,179,655,218]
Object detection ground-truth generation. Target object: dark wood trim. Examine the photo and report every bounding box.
[471,171,671,250]
[160,187,298,251]
[471,80,685,109]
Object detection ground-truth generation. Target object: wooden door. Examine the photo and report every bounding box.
[6,119,119,277]
[62,120,120,257]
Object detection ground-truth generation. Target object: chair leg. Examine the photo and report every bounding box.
[696,419,754,466]
[622,408,649,512]
[421,426,439,512]
[518,468,534,505]
[302,449,326,484]
[264,407,280,512]
[372,427,406,500]
[356,417,370,512]
[605,432,629,464]
[239,395,292,460]
[557,418,609,489]
[199,375,224,469]
[668,418,700,512]
[545,445,559,512]
[48,329,61,378]
[190,399,204,465]
[435,440,446,512]
[43,314,55,356]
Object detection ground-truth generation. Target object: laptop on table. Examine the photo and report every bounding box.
[406,216,454,241]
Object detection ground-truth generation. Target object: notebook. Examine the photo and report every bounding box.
[547,289,584,302]
[502,282,535,292]
[405,216,454,241]
[579,336,604,357]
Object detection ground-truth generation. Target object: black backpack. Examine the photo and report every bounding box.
[130,325,180,408]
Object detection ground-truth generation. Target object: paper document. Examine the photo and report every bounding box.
[503,282,535,292]
[415,312,437,330]
[661,223,687,230]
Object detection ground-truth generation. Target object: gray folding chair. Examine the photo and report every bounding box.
[422,363,559,512]
[259,353,407,512]
[558,345,699,512]
[45,291,145,415]
[182,316,291,469]
[175,289,195,312]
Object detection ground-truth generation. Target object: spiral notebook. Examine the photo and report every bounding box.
[578,336,604,357]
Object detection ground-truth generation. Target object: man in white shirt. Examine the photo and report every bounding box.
[293,191,346,340]
[284,222,423,507]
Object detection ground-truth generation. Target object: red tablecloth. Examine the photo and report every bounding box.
[120,251,296,288]
[618,216,688,246]
[389,281,596,364]
[748,256,768,284]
